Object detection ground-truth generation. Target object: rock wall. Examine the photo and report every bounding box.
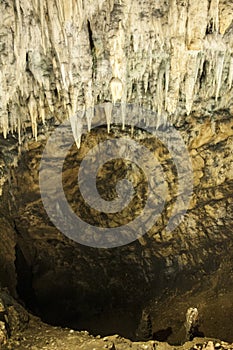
[0,0,233,345]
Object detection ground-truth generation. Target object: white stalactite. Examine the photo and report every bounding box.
[104,102,113,133]
[28,94,38,140]
[70,112,84,149]
[0,0,232,144]
[85,81,94,131]
[156,68,165,117]
[228,56,233,90]
[110,78,123,105]
[215,52,225,101]
[121,103,126,131]
[185,51,201,115]
[209,0,219,33]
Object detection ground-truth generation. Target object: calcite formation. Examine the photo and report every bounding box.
[0,0,233,346]
[0,0,233,143]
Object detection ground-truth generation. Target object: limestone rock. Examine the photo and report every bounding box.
[136,310,153,341]
[0,320,8,346]
[185,307,199,341]
[0,1,233,348]
[0,297,8,346]
[0,0,233,140]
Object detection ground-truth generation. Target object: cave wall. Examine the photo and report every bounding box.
[0,114,232,341]
[0,0,233,343]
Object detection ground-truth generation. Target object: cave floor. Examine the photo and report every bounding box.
[2,315,233,350]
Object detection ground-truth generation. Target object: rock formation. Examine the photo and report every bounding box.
[0,0,233,140]
[0,0,233,348]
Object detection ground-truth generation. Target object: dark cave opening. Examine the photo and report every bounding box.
[14,241,155,342]
[13,220,233,345]
[13,236,211,345]
[12,211,233,346]
[15,243,36,312]
[0,126,232,345]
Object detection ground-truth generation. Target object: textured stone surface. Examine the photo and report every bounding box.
[2,307,233,350]
[0,0,233,140]
[0,0,233,348]
[0,119,232,343]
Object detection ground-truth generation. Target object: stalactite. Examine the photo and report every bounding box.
[15,0,22,34]
[143,73,149,93]
[70,111,84,149]
[0,0,232,143]
[39,95,45,124]
[17,119,21,145]
[133,33,141,53]
[110,78,123,105]
[28,94,38,140]
[208,0,219,33]
[1,113,8,139]
[121,103,126,130]
[228,56,233,91]
[55,0,65,25]
[185,51,201,115]
[104,102,113,133]
[77,0,84,23]
[85,108,93,132]
[40,0,46,54]
[84,81,94,131]
[155,68,165,117]
[70,87,80,114]
[60,63,68,90]
[215,52,225,101]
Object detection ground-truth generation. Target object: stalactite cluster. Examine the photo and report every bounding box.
[0,0,232,144]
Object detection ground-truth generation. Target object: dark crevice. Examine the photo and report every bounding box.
[15,243,36,313]
[206,19,214,34]
[200,60,208,89]
[87,20,95,52]
[87,20,97,79]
